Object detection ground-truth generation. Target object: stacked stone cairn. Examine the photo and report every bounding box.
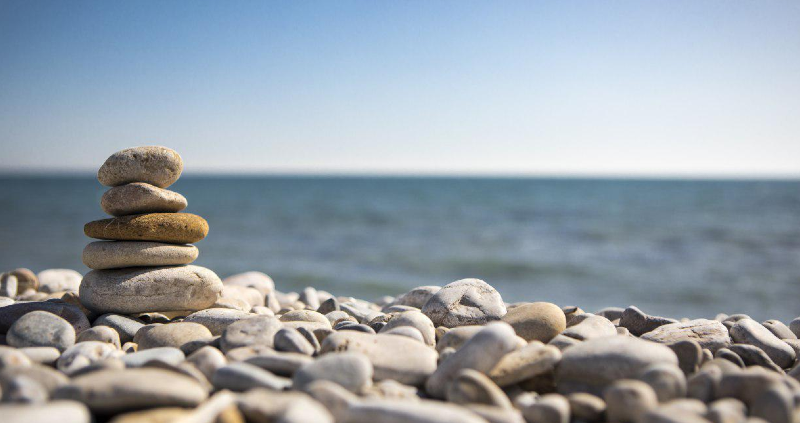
[2,152,800,422]
[79,146,223,314]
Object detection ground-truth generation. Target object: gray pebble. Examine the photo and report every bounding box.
[275,327,316,355]
[763,319,796,340]
[729,319,795,368]
[120,347,184,367]
[183,308,252,335]
[642,319,731,353]
[391,285,441,309]
[220,315,282,352]
[380,310,435,346]
[619,306,678,336]
[245,351,315,377]
[521,393,570,423]
[7,311,75,352]
[604,379,658,423]
[560,314,616,340]
[637,363,687,402]
[446,368,512,408]
[426,322,518,398]
[76,325,120,349]
[294,352,373,393]
[92,313,144,344]
[212,361,291,391]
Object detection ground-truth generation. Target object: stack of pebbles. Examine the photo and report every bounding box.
[80,146,222,314]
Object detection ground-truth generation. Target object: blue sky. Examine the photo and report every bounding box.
[1,1,799,176]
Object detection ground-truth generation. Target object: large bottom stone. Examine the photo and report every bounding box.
[79,265,222,314]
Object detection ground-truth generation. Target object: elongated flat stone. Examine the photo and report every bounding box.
[83,241,198,269]
[84,213,208,244]
[79,265,222,314]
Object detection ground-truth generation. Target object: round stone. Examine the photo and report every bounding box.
[379,310,436,346]
[0,301,90,335]
[556,336,679,395]
[84,213,208,244]
[421,278,507,328]
[390,286,441,309]
[82,241,198,270]
[79,265,222,314]
[136,322,213,351]
[6,311,76,352]
[101,182,187,216]
[97,146,183,188]
[93,314,145,344]
[37,269,82,293]
[502,302,566,343]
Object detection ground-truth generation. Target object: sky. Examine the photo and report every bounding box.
[0,1,799,177]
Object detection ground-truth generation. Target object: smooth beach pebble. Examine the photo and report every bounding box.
[293,352,374,393]
[222,271,276,295]
[604,379,658,423]
[220,315,282,352]
[489,342,562,387]
[560,314,616,340]
[618,306,678,337]
[521,393,570,423]
[52,368,206,414]
[6,310,76,352]
[84,213,209,244]
[425,322,518,398]
[390,285,441,309]
[729,318,796,368]
[136,322,213,351]
[101,182,187,216]
[0,302,90,335]
[36,269,82,293]
[421,278,507,328]
[18,346,62,365]
[92,314,145,345]
[446,368,512,409]
[237,389,334,423]
[82,241,199,270]
[1,400,91,423]
[75,326,121,349]
[501,302,566,342]
[641,319,731,352]
[56,341,118,374]
[320,331,438,387]
[183,308,252,336]
[379,310,436,346]
[79,265,222,314]
[97,146,183,188]
[212,361,292,391]
[556,336,679,395]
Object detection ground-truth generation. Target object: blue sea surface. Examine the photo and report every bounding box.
[1,176,798,321]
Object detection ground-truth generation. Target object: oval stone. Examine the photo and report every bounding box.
[79,265,222,314]
[84,213,208,244]
[421,278,507,328]
[556,336,679,395]
[52,368,207,414]
[0,301,90,335]
[6,310,76,352]
[37,269,82,293]
[83,241,199,270]
[136,322,213,350]
[101,182,187,216]
[502,302,566,343]
[97,146,183,188]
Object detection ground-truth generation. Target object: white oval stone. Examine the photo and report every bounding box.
[101,182,187,216]
[97,146,183,188]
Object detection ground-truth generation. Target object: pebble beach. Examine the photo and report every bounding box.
[1,146,800,423]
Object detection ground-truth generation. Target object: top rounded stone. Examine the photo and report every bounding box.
[97,146,183,188]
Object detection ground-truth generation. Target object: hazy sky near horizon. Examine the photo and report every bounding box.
[1,1,799,176]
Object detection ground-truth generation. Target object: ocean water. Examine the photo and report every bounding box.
[1,176,799,322]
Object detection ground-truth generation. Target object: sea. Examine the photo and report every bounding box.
[1,176,798,322]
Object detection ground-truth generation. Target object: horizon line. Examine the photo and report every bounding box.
[1,169,799,181]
